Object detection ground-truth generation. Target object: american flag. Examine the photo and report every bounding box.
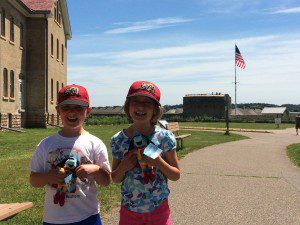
[235,45,246,69]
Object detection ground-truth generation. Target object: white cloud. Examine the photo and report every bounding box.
[104,17,194,34]
[269,7,300,14]
[68,33,300,106]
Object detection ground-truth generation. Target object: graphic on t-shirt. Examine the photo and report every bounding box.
[47,147,93,206]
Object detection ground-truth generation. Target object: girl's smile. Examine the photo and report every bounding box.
[129,96,154,124]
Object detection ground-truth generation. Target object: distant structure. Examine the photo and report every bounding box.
[0,0,71,128]
[289,111,300,120]
[165,108,183,115]
[261,107,288,127]
[91,106,125,116]
[261,107,288,117]
[231,108,262,116]
[183,93,231,119]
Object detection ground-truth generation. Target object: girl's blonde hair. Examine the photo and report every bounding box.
[124,98,163,125]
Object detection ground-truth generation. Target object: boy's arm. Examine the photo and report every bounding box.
[75,164,111,186]
[29,169,67,188]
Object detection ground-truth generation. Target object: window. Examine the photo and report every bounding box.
[19,74,25,110]
[51,34,53,56]
[10,70,14,98]
[56,81,59,99]
[56,39,59,60]
[61,83,64,88]
[54,1,62,25]
[1,9,5,36]
[3,68,8,97]
[54,2,57,21]
[20,23,24,47]
[10,17,14,42]
[51,79,54,102]
[61,44,64,63]
[58,11,61,25]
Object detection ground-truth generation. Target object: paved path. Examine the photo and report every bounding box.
[103,128,300,225]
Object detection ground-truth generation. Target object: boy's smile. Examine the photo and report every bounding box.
[57,104,91,136]
[60,105,87,124]
[67,117,78,123]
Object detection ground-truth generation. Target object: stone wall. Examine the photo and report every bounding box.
[47,113,62,126]
[0,1,27,127]
[47,2,67,116]
[0,113,21,128]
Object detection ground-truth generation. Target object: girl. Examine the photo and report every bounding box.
[110,81,180,225]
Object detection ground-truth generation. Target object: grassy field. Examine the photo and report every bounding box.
[0,124,247,224]
[286,144,300,167]
[180,122,294,130]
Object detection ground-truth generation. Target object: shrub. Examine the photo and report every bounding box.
[85,116,129,125]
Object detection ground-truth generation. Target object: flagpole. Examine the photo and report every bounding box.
[235,44,237,115]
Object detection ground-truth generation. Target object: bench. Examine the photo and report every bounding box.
[166,122,191,150]
[0,202,33,221]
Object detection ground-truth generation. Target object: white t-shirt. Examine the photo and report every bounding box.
[29,132,111,224]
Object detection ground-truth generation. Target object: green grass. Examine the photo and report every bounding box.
[0,124,246,224]
[286,143,300,167]
[180,122,294,130]
[175,129,248,158]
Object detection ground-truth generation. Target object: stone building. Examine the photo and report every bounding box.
[0,0,71,128]
[183,94,231,119]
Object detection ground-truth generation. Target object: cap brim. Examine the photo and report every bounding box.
[127,93,161,105]
[58,99,89,107]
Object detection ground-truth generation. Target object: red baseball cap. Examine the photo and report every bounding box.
[127,81,161,105]
[57,84,90,107]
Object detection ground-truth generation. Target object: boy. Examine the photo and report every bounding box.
[29,84,111,225]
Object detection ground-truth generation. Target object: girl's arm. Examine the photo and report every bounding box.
[76,164,111,186]
[143,149,180,181]
[111,151,137,183]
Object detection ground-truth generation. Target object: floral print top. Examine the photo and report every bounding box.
[110,126,177,213]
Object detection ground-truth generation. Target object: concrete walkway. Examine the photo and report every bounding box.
[103,128,300,225]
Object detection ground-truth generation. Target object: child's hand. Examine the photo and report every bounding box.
[141,155,163,168]
[121,151,137,172]
[75,164,99,180]
[46,168,67,184]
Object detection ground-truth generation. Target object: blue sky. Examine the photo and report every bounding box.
[67,0,300,106]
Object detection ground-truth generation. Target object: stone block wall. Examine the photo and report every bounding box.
[47,113,61,126]
[25,112,47,128]
[0,113,21,128]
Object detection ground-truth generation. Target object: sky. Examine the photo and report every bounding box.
[67,0,300,107]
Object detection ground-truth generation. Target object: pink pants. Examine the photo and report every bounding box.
[119,199,172,225]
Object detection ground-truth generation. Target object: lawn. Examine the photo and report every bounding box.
[0,124,246,224]
[286,143,300,167]
[180,122,294,130]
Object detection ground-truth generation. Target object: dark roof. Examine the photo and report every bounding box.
[91,106,125,115]
[20,0,55,12]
